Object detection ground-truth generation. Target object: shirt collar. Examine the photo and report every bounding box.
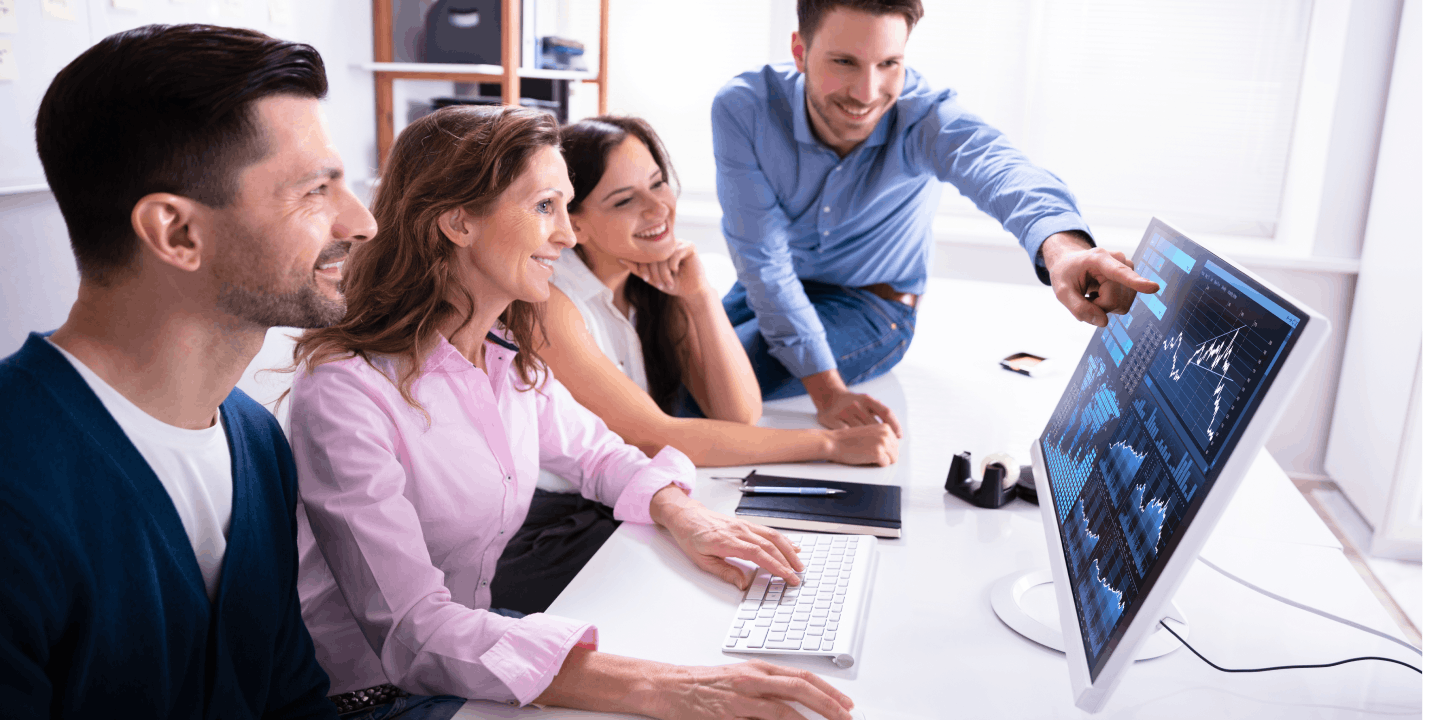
[425,325,519,375]
[790,70,897,152]
[554,247,612,304]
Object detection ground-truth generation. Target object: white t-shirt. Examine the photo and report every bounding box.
[48,339,234,602]
[536,248,651,493]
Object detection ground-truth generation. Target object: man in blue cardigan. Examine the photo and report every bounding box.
[0,25,376,718]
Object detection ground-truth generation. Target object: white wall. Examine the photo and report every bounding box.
[0,1,1403,479]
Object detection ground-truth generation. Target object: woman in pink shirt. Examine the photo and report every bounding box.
[286,105,856,720]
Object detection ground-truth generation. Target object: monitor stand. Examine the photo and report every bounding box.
[990,568,1188,660]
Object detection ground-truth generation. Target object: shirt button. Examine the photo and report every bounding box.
[823,206,831,213]
[823,231,830,236]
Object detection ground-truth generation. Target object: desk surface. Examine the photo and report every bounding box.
[457,277,1421,719]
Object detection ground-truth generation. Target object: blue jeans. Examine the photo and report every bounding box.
[724,280,917,400]
[340,695,466,720]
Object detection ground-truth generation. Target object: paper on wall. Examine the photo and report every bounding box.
[0,0,16,35]
[112,0,144,11]
[42,0,77,21]
[0,38,17,80]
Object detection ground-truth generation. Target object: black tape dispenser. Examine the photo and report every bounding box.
[945,451,1037,508]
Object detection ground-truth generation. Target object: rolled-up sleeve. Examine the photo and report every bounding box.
[534,374,695,523]
[906,94,1092,284]
[291,364,594,706]
[713,86,836,378]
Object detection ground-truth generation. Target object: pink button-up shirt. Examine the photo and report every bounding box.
[290,331,694,704]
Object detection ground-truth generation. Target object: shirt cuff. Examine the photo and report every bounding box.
[1022,213,1093,286]
[610,446,696,524]
[769,337,838,380]
[480,614,599,706]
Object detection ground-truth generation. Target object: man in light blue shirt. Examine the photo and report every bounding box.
[713,0,1157,435]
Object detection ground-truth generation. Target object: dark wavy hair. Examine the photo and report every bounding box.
[36,24,327,285]
[291,106,559,411]
[559,116,688,412]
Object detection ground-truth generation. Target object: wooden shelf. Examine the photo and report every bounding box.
[370,0,608,167]
[361,62,597,82]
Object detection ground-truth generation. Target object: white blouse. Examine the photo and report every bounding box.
[537,248,650,492]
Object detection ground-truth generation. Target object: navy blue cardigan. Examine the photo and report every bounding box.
[0,334,337,719]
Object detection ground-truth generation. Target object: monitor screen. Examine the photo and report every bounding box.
[1039,219,1309,680]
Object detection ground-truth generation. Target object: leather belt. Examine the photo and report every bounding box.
[329,684,409,715]
[860,282,921,309]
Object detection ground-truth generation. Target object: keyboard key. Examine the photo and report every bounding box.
[726,637,739,648]
[804,637,822,651]
[759,608,775,618]
[729,627,744,637]
[768,639,803,650]
[825,631,837,641]
[747,635,766,648]
[755,618,772,628]
[786,631,805,641]
[739,610,757,620]
[822,640,835,651]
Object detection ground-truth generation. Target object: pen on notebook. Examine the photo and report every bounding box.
[741,486,847,496]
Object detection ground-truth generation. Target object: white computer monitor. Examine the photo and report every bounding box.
[1030,218,1331,712]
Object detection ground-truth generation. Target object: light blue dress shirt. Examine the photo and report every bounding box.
[712,63,1091,378]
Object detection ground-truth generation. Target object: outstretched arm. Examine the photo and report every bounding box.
[537,289,898,468]
[1040,231,1159,326]
[911,91,1156,320]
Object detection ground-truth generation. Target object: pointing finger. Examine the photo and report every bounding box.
[1095,255,1159,294]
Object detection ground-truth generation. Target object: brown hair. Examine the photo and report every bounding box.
[797,0,924,43]
[36,24,326,285]
[559,116,687,412]
[291,105,559,411]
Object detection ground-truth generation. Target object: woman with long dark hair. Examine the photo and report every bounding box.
[285,106,853,720]
[534,116,898,480]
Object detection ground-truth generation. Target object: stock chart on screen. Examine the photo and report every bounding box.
[1040,220,1307,680]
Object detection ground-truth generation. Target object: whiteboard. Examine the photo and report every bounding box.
[0,0,299,193]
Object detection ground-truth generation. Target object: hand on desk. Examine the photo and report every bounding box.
[648,659,855,720]
[650,485,805,588]
[538,649,855,720]
[824,424,899,466]
[802,370,904,438]
[1042,231,1160,327]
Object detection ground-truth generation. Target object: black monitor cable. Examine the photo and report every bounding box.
[1156,555,1422,675]
[1159,619,1420,674]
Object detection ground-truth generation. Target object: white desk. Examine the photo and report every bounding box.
[457,278,1422,719]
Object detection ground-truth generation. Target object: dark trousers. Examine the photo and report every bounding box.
[723,280,918,400]
[488,489,623,614]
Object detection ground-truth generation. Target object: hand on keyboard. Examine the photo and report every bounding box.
[649,659,855,720]
[650,487,804,589]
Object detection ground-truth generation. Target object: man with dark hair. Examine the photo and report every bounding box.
[0,24,376,718]
[714,0,1158,434]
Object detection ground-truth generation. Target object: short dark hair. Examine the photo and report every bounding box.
[35,24,328,284]
[797,0,924,44]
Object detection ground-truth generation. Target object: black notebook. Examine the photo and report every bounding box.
[733,471,902,538]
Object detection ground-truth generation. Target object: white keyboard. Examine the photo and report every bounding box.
[721,533,878,669]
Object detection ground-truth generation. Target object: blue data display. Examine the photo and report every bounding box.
[1040,220,1307,680]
